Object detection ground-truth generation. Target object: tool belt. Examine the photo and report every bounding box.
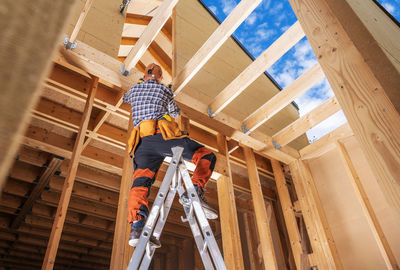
[127,119,188,158]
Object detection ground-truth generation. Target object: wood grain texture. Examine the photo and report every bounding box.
[0,0,77,193]
[69,0,94,43]
[243,146,278,270]
[271,159,304,269]
[42,77,98,270]
[173,0,262,94]
[289,160,343,269]
[288,0,400,218]
[208,21,305,115]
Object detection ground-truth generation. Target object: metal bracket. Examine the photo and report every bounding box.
[207,107,216,118]
[64,37,77,50]
[241,125,251,135]
[272,140,282,150]
[120,65,130,76]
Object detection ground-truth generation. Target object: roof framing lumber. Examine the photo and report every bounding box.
[272,96,341,148]
[208,21,305,116]
[68,0,94,45]
[42,76,98,270]
[336,141,399,269]
[0,0,76,193]
[242,63,325,133]
[11,156,63,230]
[288,0,400,218]
[243,146,278,269]
[55,40,300,164]
[172,0,262,94]
[122,0,179,74]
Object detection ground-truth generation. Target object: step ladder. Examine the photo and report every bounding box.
[127,147,226,270]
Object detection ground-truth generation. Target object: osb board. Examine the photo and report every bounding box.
[65,0,125,58]
[175,0,308,149]
[306,136,400,269]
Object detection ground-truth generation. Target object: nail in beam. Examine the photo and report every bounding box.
[42,77,99,270]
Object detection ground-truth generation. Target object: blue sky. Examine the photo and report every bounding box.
[201,0,400,142]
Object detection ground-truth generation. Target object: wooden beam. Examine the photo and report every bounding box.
[68,0,94,44]
[336,141,399,269]
[110,118,133,270]
[242,146,278,270]
[288,0,400,218]
[0,0,77,192]
[300,123,353,159]
[271,159,304,270]
[243,63,325,133]
[272,96,341,148]
[125,13,152,25]
[11,157,63,229]
[42,77,98,270]
[123,0,179,73]
[208,22,305,115]
[289,159,343,269]
[172,0,262,94]
[216,134,245,270]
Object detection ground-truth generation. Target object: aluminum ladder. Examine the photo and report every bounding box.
[127,146,226,270]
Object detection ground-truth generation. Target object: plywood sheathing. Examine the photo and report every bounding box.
[307,136,400,269]
[174,0,309,150]
[65,0,126,58]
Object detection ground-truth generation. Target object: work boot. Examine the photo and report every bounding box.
[128,219,161,248]
[180,186,218,220]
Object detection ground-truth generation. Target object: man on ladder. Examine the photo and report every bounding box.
[123,63,218,248]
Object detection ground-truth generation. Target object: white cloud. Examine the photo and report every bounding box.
[221,0,237,15]
[255,28,275,40]
[245,13,257,26]
[382,1,396,13]
[209,5,218,14]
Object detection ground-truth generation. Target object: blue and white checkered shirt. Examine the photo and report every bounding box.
[123,80,180,126]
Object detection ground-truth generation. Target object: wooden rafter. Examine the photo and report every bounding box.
[122,0,179,73]
[42,76,98,270]
[242,63,325,133]
[172,0,262,94]
[272,96,341,148]
[68,0,94,45]
[207,21,305,116]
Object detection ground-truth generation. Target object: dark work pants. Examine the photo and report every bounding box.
[128,133,216,223]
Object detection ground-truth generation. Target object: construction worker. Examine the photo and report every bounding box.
[123,63,218,247]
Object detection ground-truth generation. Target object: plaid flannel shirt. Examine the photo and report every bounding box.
[123,80,180,126]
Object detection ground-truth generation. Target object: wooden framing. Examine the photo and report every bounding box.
[42,77,98,270]
[243,146,278,269]
[68,0,94,45]
[208,21,304,116]
[0,0,77,192]
[172,0,262,94]
[288,0,400,218]
[336,141,399,269]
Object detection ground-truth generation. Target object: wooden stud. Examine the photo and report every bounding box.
[0,0,77,191]
[271,159,304,269]
[173,0,262,94]
[243,63,325,133]
[272,96,341,148]
[110,117,133,270]
[11,156,63,229]
[41,76,98,270]
[216,134,245,270]
[336,141,399,269]
[208,21,304,115]
[242,146,278,270]
[123,0,179,73]
[68,0,94,44]
[289,159,343,269]
[288,0,400,217]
